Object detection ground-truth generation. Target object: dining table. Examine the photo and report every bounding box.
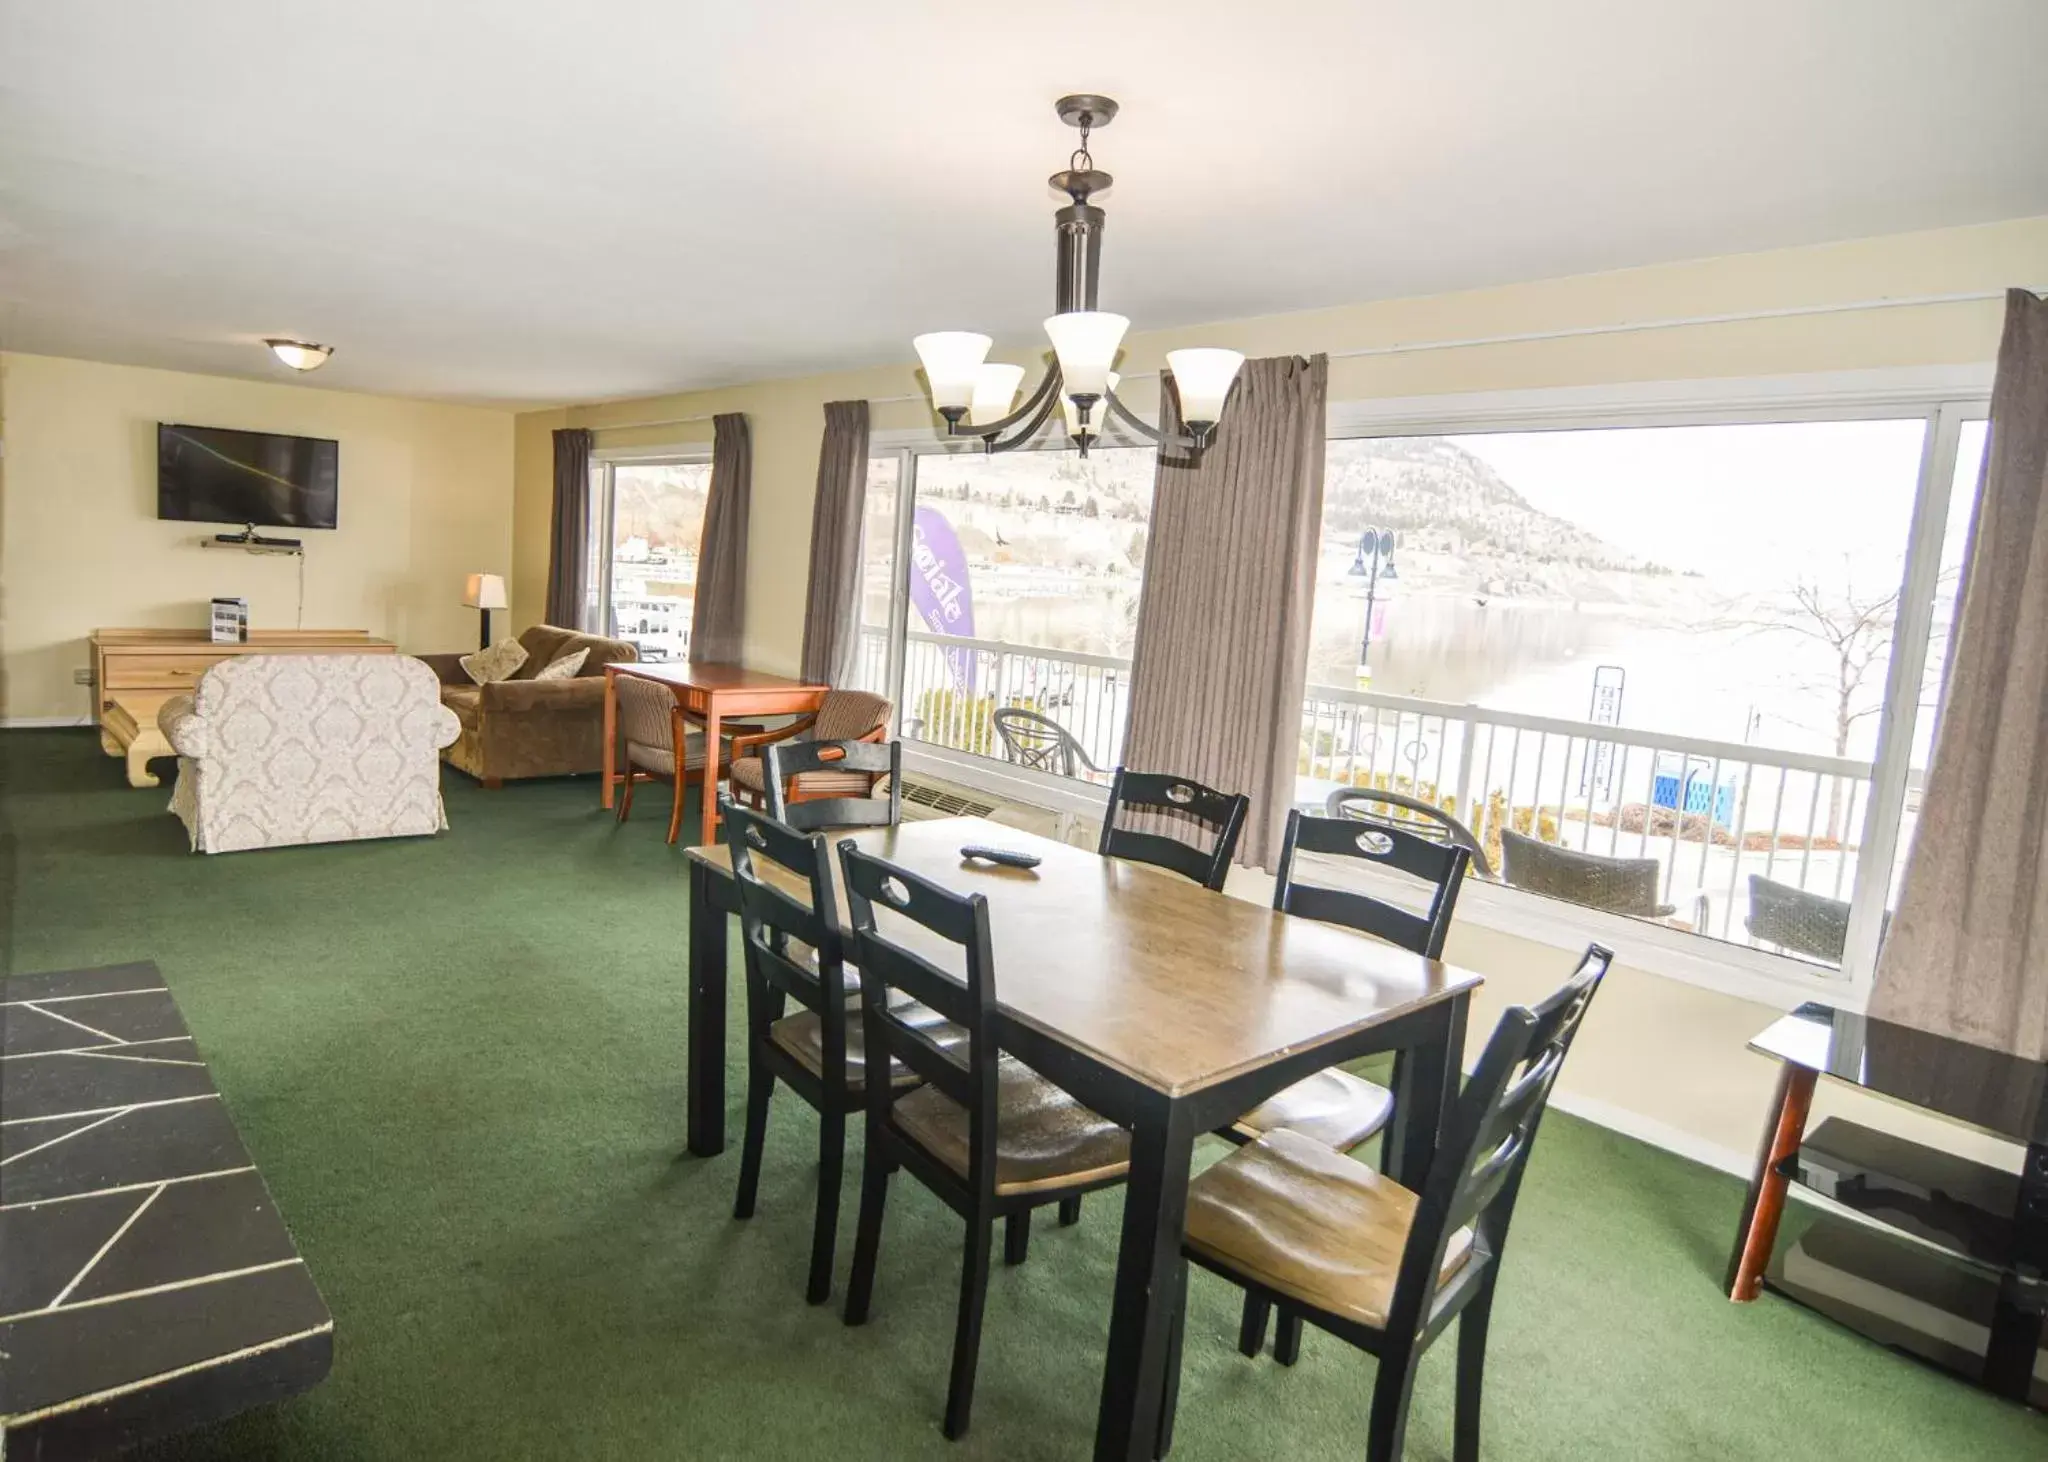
[600,660,827,846]
[683,815,1483,1461]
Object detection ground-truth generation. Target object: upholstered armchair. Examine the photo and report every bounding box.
[726,689,893,812]
[615,675,735,845]
[159,654,459,855]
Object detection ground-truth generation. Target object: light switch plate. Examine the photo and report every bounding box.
[74,668,95,685]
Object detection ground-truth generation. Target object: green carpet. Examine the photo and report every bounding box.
[4,727,2043,1461]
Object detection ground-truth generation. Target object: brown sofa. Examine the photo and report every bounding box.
[421,625,637,785]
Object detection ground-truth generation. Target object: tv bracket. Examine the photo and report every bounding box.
[212,523,304,551]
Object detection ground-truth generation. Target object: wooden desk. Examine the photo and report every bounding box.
[685,817,1482,1461]
[601,661,827,845]
[90,629,394,787]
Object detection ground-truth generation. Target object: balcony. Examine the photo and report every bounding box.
[867,626,1877,970]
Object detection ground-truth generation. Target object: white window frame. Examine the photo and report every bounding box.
[868,365,1992,1009]
[588,441,713,640]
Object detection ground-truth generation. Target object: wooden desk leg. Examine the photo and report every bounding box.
[686,858,729,1157]
[698,700,722,848]
[1094,1097,1196,1462]
[601,670,619,810]
[1727,1063,1816,1301]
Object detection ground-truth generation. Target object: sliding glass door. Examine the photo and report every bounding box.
[587,455,711,661]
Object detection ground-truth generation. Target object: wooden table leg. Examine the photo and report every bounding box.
[600,668,619,810]
[1727,1062,1816,1301]
[698,700,722,848]
[1386,991,1468,1190]
[686,857,730,1157]
[1094,1097,1196,1462]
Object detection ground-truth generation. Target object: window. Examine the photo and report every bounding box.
[587,456,710,661]
[1303,408,1985,980]
[866,443,1155,775]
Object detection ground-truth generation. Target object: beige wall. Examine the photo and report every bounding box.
[1,352,517,721]
[514,216,2048,1178]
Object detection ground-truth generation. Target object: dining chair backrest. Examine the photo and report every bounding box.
[1746,874,1886,966]
[991,707,1100,779]
[837,844,1002,1193]
[1097,767,1249,892]
[1325,786,1494,880]
[1273,810,1472,959]
[766,738,902,832]
[1383,943,1612,1349]
[724,798,852,1071]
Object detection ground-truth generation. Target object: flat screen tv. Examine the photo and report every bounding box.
[157,423,339,530]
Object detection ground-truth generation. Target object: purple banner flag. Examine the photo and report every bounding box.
[909,506,976,692]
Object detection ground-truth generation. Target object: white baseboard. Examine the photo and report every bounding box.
[1547,1090,1752,1179]
[2,716,94,729]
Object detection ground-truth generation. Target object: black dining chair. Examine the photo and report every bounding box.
[837,843,1133,1440]
[723,798,963,1304]
[1327,785,1494,879]
[1097,766,1250,892]
[1229,810,1475,1357]
[1159,944,1614,1462]
[766,737,901,832]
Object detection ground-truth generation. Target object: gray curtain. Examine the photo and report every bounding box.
[798,400,871,686]
[1872,289,2048,1056]
[1121,355,1328,871]
[545,427,594,630]
[689,413,751,663]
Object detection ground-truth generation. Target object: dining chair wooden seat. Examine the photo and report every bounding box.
[837,843,1134,1441]
[891,1054,1131,1197]
[725,798,963,1306]
[1098,766,1250,892]
[1158,944,1613,1462]
[1186,1128,1477,1330]
[766,998,960,1091]
[1229,1069,1395,1150]
[767,738,901,832]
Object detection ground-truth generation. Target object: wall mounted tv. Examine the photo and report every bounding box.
[157,423,339,530]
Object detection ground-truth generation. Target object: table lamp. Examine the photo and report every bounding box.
[463,572,507,649]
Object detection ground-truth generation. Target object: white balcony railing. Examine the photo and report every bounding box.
[866,625,1874,964]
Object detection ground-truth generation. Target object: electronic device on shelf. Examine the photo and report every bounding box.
[159,422,339,531]
[960,845,1042,870]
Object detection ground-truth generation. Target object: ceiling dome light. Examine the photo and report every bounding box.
[265,339,333,372]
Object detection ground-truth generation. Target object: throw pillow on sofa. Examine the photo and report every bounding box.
[461,638,529,685]
[532,647,590,681]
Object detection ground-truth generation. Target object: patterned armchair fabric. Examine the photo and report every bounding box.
[161,655,461,855]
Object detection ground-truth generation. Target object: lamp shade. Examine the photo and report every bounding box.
[1062,372,1117,438]
[1042,312,1128,400]
[1165,348,1244,427]
[969,363,1026,426]
[463,572,508,611]
[913,332,994,411]
[265,339,333,371]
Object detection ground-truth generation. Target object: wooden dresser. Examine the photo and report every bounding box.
[90,628,397,787]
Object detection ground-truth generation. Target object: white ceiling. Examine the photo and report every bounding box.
[2,0,2045,406]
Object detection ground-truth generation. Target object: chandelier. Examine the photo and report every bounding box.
[912,95,1244,459]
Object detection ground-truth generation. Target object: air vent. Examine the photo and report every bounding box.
[901,778,999,818]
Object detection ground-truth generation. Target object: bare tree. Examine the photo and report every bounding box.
[1727,563,1901,841]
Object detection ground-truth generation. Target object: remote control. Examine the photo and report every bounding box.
[960,845,1042,870]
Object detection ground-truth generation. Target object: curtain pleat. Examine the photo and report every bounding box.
[799,400,871,686]
[689,413,751,663]
[1871,289,2048,1056]
[544,427,594,630]
[1121,355,1328,871]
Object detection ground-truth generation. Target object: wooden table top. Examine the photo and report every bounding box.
[607,660,825,693]
[689,817,1481,1099]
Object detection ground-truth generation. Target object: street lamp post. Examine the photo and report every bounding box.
[1348,526,1398,690]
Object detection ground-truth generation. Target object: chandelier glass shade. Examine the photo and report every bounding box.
[912,97,1242,458]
